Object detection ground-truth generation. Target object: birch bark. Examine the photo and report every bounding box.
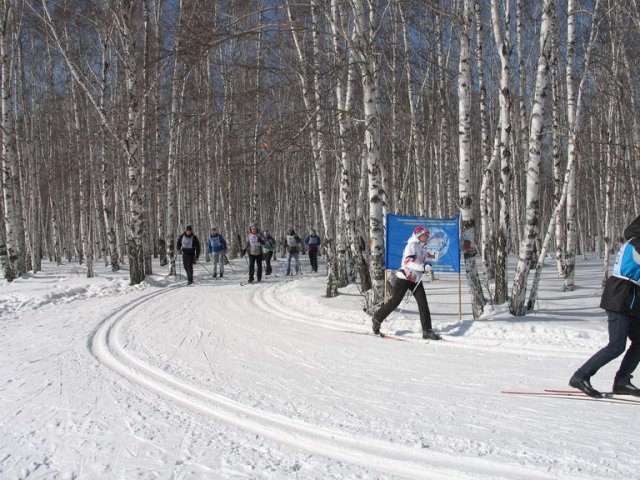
[164,0,183,277]
[491,0,513,304]
[0,0,18,281]
[458,0,486,318]
[564,0,600,291]
[115,0,145,285]
[352,0,385,307]
[510,0,553,316]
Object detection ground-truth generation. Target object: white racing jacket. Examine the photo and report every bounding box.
[396,234,435,283]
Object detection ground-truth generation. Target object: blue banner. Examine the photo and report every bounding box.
[385,214,460,273]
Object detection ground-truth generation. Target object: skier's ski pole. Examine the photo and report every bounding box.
[200,261,211,275]
[382,272,425,334]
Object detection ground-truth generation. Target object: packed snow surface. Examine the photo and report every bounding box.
[1,255,638,479]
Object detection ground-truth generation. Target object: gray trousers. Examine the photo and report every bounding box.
[212,251,224,275]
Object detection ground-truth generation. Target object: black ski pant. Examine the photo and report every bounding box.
[263,251,273,275]
[182,252,195,283]
[308,249,318,272]
[373,277,432,333]
[249,253,262,282]
[574,310,640,384]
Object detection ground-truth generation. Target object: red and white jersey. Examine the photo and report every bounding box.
[396,234,432,283]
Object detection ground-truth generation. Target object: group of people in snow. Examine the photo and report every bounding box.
[174,222,445,341]
[175,223,322,285]
[176,215,640,398]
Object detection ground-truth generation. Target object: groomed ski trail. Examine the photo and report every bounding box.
[90,283,561,480]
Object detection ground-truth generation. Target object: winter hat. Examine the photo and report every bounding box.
[413,225,429,237]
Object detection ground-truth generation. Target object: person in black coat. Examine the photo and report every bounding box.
[304,229,322,273]
[176,225,201,285]
[569,214,640,397]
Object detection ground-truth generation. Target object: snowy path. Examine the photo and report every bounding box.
[1,257,639,479]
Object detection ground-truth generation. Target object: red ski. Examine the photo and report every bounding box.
[501,389,640,405]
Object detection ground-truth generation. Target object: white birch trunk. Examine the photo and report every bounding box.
[475,0,494,276]
[70,81,93,277]
[285,0,331,236]
[564,0,600,291]
[458,0,486,318]
[164,0,183,277]
[552,42,564,274]
[509,0,553,316]
[491,0,512,304]
[0,0,18,281]
[331,0,363,289]
[602,65,619,285]
[398,4,423,217]
[116,0,144,285]
[351,0,385,307]
[527,0,599,308]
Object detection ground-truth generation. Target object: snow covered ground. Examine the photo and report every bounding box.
[1,253,638,480]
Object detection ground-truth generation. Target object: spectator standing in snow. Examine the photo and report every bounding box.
[245,223,265,283]
[262,229,277,276]
[372,225,441,340]
[176,225,201,285]
[569,214,640,398]
[285,228,302,275]
[304,228,321,273]
[207,226,227,278]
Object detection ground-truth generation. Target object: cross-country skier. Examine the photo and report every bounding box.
[372,225,442,340]
[304,228,321,273]
[176,225,201,285]
[207,226,227,278]
[284,228,302,275]
[262,229,277,276]
[245,223,265,283]
[569,214,640,398]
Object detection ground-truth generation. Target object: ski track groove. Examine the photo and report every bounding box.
[89,283,565,480]
[252,280,593,359]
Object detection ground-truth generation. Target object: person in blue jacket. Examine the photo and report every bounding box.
[304,229,321,273]
[207,226,227,278]
[570,214,640,397]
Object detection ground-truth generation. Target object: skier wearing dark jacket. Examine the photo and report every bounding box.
[177,225,201,285]
[245,223,265,283]
[304,229,321,273]
[570,214,640,398]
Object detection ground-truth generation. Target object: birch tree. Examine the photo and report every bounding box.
[351,0,385,308]
[0,0,19,281]
[164,0,183,277]
[457,0,486,318]
[563,0,600,291]
[510,0,554,316]
[491,0,513,304]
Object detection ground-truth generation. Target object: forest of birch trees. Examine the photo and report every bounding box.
[1,0,639,318]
